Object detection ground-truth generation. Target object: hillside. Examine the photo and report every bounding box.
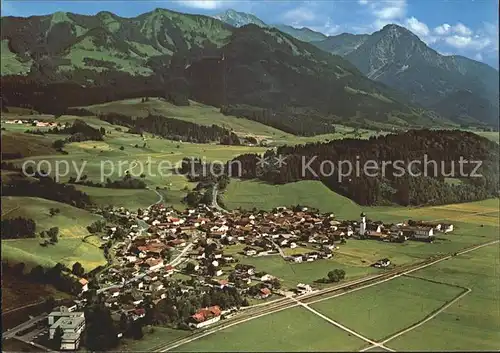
[1,9,232,79]
[274,25,327,42]
[186,25,446,134]
[314,24,499,127]
[1,196,106,270]
[313,33,369,56]
[213,9,267,28]
[232,129,500,206]
[1,196,102,238]
[1,131,59,159]
[1,10,448,134]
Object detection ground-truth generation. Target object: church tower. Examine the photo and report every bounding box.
[360,212,366,236]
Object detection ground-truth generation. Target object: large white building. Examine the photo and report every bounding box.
[48,307,86,351]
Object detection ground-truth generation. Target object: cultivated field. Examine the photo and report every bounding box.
[2,196,102,238]
[1,197,106,271]
[82,98,383,146]
[173,307,365,352]
[310,275,465,341]
[386,245,500,351]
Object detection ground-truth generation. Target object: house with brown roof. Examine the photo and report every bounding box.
[259,287,272,299]
[189,306,222,329]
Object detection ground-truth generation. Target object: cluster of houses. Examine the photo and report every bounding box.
[67,204,454,342]
[4,118,60,127]
[356,212,454,243]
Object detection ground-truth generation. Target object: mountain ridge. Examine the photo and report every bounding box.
[0,9,494,131]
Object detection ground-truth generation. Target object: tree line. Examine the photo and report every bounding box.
[2,172,92,209]
[231,129,499,206]
[97,112,241,145]
[68,174,147,189]
[1,217,36,239]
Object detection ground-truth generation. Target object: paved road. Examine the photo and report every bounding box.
[3,314,47,340]
[152,239,499,352]
[270,239,286,258]
[211,186,228,214]
[148,188,164,209]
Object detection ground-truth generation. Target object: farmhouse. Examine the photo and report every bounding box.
[296,283,313,294]
[259,287,272,299]
[189,306,222,329]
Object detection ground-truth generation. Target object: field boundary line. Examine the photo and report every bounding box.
[360,287,472,352]
[402,274,469,290]
[153,239,498,352]
[155,301,300,352]
[290,297,395,352]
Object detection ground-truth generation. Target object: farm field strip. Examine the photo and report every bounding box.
[289,297,394,352]
[360,285,472,352]
[154,239,498,352]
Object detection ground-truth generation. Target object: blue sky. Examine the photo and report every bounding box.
[1,0,498,67]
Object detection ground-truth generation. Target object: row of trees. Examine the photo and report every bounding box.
[98,112,240,145]
[2,261,87,294]
[68,174,147,189]
[2,175,92,209]
[1,217,36,239]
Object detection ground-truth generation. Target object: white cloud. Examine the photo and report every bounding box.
[310,18,340,36]
[474,53,483,61]
[444,35,472,48]
[453,23,473,36]
[358,0,369,5]
[282,7,316,25]
[434,22,473,37]
[405,17,429,37]
[177,1,225,10]
[444,35,491,50]
[434,23,451,35]
[372,0,407,20]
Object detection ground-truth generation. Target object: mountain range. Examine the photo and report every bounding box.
[1,8,497,131]
[212,9,498,127]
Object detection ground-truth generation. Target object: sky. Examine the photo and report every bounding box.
[1,0,498,68]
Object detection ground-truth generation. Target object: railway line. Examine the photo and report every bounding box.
[149,239,498,352]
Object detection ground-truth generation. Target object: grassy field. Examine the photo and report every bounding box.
[1,197,106,271]
[84,98,291,139]
[82,98,384,146]
[2,115,265,211]
[121,326,191,351]
[2,196,102,238]
[224,179,499,224]
[237,254,378,289]
[386,245,500,351]
[2,237,106,271]
[311,276,465,341]
[174,307,365,352]
[223,180,364,218]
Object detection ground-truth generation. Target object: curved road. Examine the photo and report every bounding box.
[211,185,228,214]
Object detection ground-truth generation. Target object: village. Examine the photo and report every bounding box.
[36,203,454,350]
